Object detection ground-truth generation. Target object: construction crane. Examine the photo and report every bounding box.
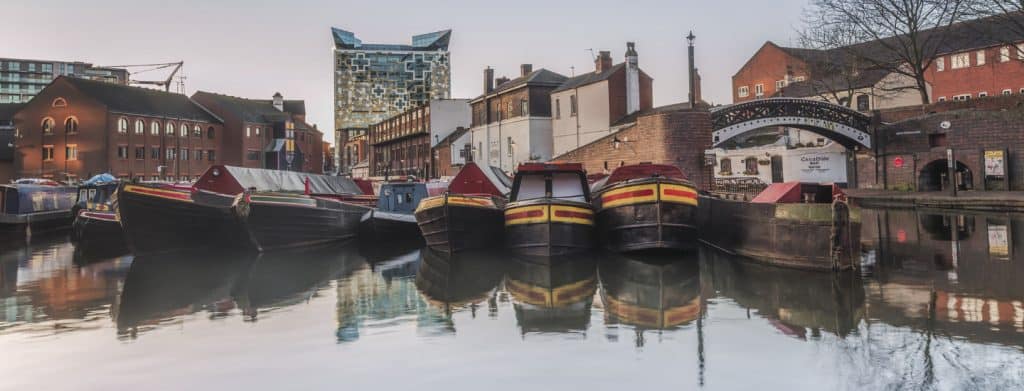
[98,61,184,92]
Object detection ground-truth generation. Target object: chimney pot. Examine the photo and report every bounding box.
[595,51,613,73]
[520,64,533,77]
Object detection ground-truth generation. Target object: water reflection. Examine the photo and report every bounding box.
[506,255,597,335]
[598,253,701,331]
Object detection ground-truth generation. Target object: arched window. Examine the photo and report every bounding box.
[51,98,67,108]
[165,122,175,135]
[744,157,759,175]
[118,118,128,134]
[719,158,732,175]
[193,125,201,137]
[41,117,55,134]
[151,121,160,135]
[207,126,215,139]
[134,119,144,134]
[64,117,78,134]
[180,123,188,137]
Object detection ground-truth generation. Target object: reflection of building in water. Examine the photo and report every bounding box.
[335,250,450,342]
[702,246,866,339]
[860,208,1024,347]
[505,256,597,335]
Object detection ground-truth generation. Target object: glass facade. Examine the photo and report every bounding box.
[0,58,128,103]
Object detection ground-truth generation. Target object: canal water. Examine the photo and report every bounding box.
[1,208,1022,390]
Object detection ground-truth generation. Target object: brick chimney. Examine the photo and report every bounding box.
[625,42,640,115]
[520,64,533,77]
[495,76,510,87]
[484,67,495,93]
[595,51,612,73]
[272,92,284,111]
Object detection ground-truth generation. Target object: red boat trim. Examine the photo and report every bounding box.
[664,188,697,198]
[602,188,655,203]
[506,209,544,220]
[126,185,192,202]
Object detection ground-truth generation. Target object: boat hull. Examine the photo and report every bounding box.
[243,194,370,251]
[415,195,505,253]
[594,179,699,252]
[361,210,422,242]
[116,184,251,255]
[71,210,128,256]
[504,200,594,257]
[697,195,861,271]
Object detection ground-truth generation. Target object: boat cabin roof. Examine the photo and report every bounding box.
[592,164,686,190]
[510,163,590,203]
[448,162,511,197]
[751,182,842,204]
[194,165,364,196]
[515,162,584,174]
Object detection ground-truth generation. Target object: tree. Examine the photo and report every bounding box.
[966,3,1024,54]
[800,0,973,104]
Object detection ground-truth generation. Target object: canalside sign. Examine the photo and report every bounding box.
[985,150,1006,177]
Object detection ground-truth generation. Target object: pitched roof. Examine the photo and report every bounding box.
[59,77,220,122]
[472,69,567,101]
[552,63,625,94]
[778,68,893,98]
[191,91,303,124]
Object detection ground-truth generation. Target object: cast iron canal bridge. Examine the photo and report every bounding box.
[710,98,874,150]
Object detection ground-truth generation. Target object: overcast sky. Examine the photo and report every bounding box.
[2,0,809,143]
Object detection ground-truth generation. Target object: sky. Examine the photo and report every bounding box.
[2,0,810,144]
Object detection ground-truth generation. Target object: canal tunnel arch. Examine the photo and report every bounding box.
[710,98,873,150]
[918,159,973,192]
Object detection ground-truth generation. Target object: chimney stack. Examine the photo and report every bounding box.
[495,76,510,87]
[625,42,640,115]
[520,64,533,77]
[272,92,284,111]
[687,31,697,105]
[484,67,495,93]
[595,51,612,73]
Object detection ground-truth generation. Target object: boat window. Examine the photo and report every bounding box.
[79,189,88,202]
[516,175,548,201]
[551,173,586,202]
[405,193,413,203]
[88,188,97,201]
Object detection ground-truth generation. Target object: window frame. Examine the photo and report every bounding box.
[754,84,764,97]
[936,56,945,71]
[64,116,78,134]
[134,119,144,135]
[67,144,79,161]
[950,53,970,69]
[738,86,749,98]
[42,145,54,161]
[118,117,128,134]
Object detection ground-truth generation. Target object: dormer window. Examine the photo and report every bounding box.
[51,98,67,108]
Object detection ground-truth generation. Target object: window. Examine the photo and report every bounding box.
[793,76,806,82]
[520,99,529,116]
[195,149,203,160]
[166,148,176,160]
[115,145,127,160]
[744,157,758,175]
[42,145,54,161]
[856,95,870,111]
[937,96,947,102]
[555,99,561,119]
[719,158,732,175]
[1001,46,1012,62]
[247,150,260,160]
[165,122,174,135]
[180,124,188,137]
[738,86,749,98]
[953,94,971,101]
[1018,44,1024,60]
[64,117,78,134]
[207,150,215,161]
[51,98,66,107]
[135,146,145,159]
[118,118,128,134]
[507,136,513,157]
[817,138,826,146]
[1003,89,1013,96]
[754,84,764,97]
[207,127,215,139]
[151,146,160,159]
[181,148,189,161]
[255,127,261,137]
[134,119,144,135]
[979,91,988,98]
[570,95,578,116]
[66,144,79,160]
[246,126,251,137]
[193,125,201,137]
[506,102,513,117]
[951,53,970,69]
[936,57,945,71]
[775,80,786,90]
[977,50,986,66]
[41,117,54,134]
[151,121,160,135]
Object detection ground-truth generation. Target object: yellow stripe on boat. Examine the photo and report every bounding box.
[415,196,446,213]
[504,205,548,226]
[447,195,495,208]
[123,184,193,203]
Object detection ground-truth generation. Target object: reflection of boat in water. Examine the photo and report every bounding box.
[598,253,701,329]
[415,248,504,313]
[236,242,366,318]
[115,250,251,336]
[701,245,865,338]
[505,255,597,333]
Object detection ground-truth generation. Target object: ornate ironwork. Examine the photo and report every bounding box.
[710,98,873,148]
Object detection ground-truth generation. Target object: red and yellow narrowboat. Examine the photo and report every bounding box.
[591,164,699,252]
[504,163,594,257]
[415,162,510,253]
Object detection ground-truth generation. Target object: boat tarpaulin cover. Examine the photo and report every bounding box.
[751,182,802,204]
[1,184,77,214]
[448,162,511,197]
[201,165,364,195]
[83,173,118,186]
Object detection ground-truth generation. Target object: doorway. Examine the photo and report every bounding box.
[770,156,784,183]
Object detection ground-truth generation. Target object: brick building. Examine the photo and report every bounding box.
[432,127,470,178]
[13,76,223,181]
[192,91,324,174]
[368,99,469,178]
[550,43,654,156]
[470,66,567,173]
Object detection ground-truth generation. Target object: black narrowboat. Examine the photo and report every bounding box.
[698,182,861,272]
[362,180,445,241]
[195,165,371,251]
[591,163,699,252]
[0,180,77,236]
[415,162,510,253]
[598,253,701,329]
[504,163,594,257]
[71,174,125,253]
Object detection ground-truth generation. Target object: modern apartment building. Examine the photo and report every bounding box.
[332,28,452,174]
[0,58,127,104]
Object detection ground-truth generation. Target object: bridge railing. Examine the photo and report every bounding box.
[711,98,872,131]
[710,177,768,201]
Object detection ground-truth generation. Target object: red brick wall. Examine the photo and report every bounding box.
[927,46,1024,102]
[732,43,810,103]
[106,114,221,180]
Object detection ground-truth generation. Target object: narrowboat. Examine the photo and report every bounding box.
[415,248,505,315]
[70,174,125,252]
[362,180,445,241]
[505,255,597,334]
[598,253,701,329]
[698,182,861,271]
[591,163,699,252]
[117,182,249,255]
[415,162,510,253]
[504,163,594,257]
[195,165,372,251]
[0,179,77,236]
